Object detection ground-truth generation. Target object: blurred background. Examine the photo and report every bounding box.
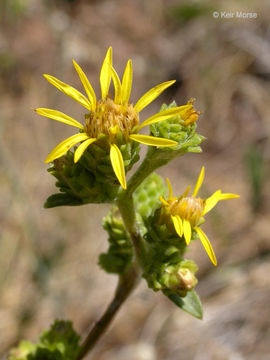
[0,0,270,359]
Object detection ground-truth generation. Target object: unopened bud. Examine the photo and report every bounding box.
[177,268,197,291]
[160,262,198,296]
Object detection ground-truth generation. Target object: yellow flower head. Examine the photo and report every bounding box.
[160,167,239,266]
[35,47,199,190]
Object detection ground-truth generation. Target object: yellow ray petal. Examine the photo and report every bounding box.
[100,47,112,99]
[203,191,239,215]
[43,74,91,110]
[171,215,183,237]
[182,185,191,198]
[218,193,240,200]
[72,60,96,110]
[183,219,192,245]
[110,144,127,189]
[193,166,205,197]
[45,133,89,163]
[111,66,122,104]
[129,134,177,147]
[35,108,84,129]
[159,196,169,206]
[138,105,190,130]
[203,190,221,215]
[134,80,176,113]
[166,178,173,198]
[121,59,132,104]
[74,137,97,163]
[195,227,217,266]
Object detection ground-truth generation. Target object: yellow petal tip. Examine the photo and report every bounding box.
[110,144,127,190]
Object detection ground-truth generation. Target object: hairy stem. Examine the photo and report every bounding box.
[76,262,141,360]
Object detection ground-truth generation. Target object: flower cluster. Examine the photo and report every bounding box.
[35,47,199,189]
[30,47,240,327]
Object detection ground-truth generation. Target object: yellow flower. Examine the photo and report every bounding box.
[35,47,198,190]
[160,167,239,265]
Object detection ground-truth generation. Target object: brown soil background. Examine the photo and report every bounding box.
[0,0,270,359]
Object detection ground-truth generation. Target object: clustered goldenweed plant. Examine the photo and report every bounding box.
[8,47,239,360]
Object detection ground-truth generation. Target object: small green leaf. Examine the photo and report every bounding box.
[167,289,203,319]
[44,194,83,208]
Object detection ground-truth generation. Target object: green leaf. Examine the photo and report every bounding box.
[40,320,80,360]
[44,194,83,208]
[167,289,203,319]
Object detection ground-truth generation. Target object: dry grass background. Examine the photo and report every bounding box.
[0,0,270,359]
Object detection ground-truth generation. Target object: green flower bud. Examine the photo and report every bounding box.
[160,260,198,297]
[150,101,205,154]
[99,208,133,274]
[79,133,140,185]
[133,172,167,218]
[44,150,120,208]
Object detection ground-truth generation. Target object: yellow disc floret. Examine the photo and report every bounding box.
[170,197,205,227]
[180,98,201,126]
[84,98,139,140]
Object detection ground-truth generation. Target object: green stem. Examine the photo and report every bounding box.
[77,144,176,358]
[117,146,176,261]
[77,160,150,359]
[117,192,144,260]
[76,262,141,360]
[125,147,176,196]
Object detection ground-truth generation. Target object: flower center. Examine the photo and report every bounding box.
[170,196,205,226]
[84,98,139,140]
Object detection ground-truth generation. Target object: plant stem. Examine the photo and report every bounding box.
[117,193,144,260]
[77,143,173,358]
[76,262,141,360]
[77,163,148,359]
[125,147,177,196]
